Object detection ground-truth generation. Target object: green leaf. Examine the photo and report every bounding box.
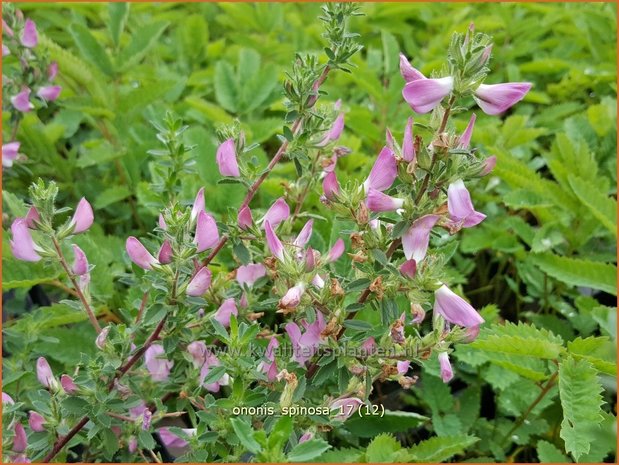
[567,337,617,376]
[118,21,168,70]
[311,448,362,463]
[288,438,332,462]
[537,440,570,463]
[230,418,261,454]
[409,435,478,463]
[108,3,129,47]
[344,410,428,438]
[100,428,120,458]
[138,430,156,450]
[365,434,405,463]
[471,322,565,360]
[558,356,605,461]
[528,253,617,296]
[568,175,617,237]
[214,61,238,113]
[94,186,132,209]
[69,23,114,76]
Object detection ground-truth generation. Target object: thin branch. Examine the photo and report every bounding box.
[51,237,101,333]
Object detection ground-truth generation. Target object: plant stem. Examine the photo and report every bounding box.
[202,65,332,267]
[42,315,168,463]
[500,371,558,447]
[51,237,101,334]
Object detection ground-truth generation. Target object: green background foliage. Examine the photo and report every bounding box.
[3,2,617,463]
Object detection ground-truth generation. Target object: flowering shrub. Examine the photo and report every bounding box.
[2,3,616,464]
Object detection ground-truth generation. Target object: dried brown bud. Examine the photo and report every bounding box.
[380,364,399,381]
[356,201,369,224]
[330,278,345,297]
[321,316,341,339]
[246,312,265,321]
[399,375,419,389]
[369,276,384,300]
[264,256,278,271]
[350,232,365,250]
[348,252,367,263]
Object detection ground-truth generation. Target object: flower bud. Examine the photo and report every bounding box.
[411,303,425,324]
[194,211,219,252]
[142,410,152,431]
[458,114,476,149]
[25,207,40,229]
[279,283,305,310]
[157,240,173,264]
[299,431,314,444]
[399,259,417,279]
[326,239,345,263]
[61,374,78,394]
[48,62,59,81]
[278,370,298,409]
[265,221,285,261]
[2,392,15,405]
[36,357,54,389]
[71,245,89,276]
[10,218,42,262]
[216,138,240,177]
[213,298,238,328]
[13,423,28,453]
[363,147,397,192]
[322,171,340,200]
[237,206,253,230]
[144,344,173,382]
[438,352,454,383]
[402,117,415,162]
[20,18,38,48]
[186,267,212,297]
[191,187,205,222]
[402,214,440,262]
[479,155,497,176]
[262,197,290,229]
[28,411,46,432]
[95,326,110,350]
[126,237,158,270]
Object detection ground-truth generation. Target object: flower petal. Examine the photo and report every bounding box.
[402,77,453,114]
[401,214,440,262]
[473,82,532,115]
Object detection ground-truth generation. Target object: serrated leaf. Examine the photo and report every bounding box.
[230,418,261,454]
[567,337,617,375]
[365,434,403,463]
[528,253,617,296]
[471,322,565,359]
[288,438,332,462]
[537,440,570,463]
[568,175,617,237]
[409,435,478,462]
[345,410,428,438]
[559,356,605,461]
[69,24,114,76]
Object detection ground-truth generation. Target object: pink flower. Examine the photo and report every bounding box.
[258,337,279,382]
[402,117,415,162]
[280,283,305,309]
[158,427,196,450]
[216,138,240,177]
[187,341,229,392]
[293,220,313,249]
[397,361,410,374]
[463,325,481,343]
[186,267,212,297]
[20,19,38,48]
[142,410,152,431]
[399,259,417,279]
[10,218,41,262]
[36,357,54,388]
[299,432,314,444]
[322,171,340,200]
[144,344,173,382]
[385,127,395,150]
[326,238,345,262]
[213,298,238,327]
[11,88,34,112]
[473,82,532,115]
[262,197,290,229]
[128,437,138,453]
[28,411,45,432]
[191,187,205,222]
[2,44,9,57]
[434,284,484,328]
[311,273,324,289]
[330,397,364,421]
[363,146,397,192]
[285,311,325,365]
[237,206,253,230]
[360,337,376,356]
[305,247,317,271]
[60,374,78,394]
[236,263,266,287]
[194,211,219,252]
[48,62,58,81]
[3,392,15,405]
[95,326,110,350]
[402,214,440,262]
[366,188,404,213]
[157,240,173,264]
[317,109,345,147]
[458,114,476,149]
[447,180,486,229]
[13,423,28,453]
[480,156,497,176]
[2,142,21,168]
[126,237,158,270]
[399,54,425,83]
[37,86,61,102]
[438,352,454,383]
[265,221,285,261]
[403,76,454,114]
[25,207,40,229]
[70,198,94,234]
[71,245,89,275]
